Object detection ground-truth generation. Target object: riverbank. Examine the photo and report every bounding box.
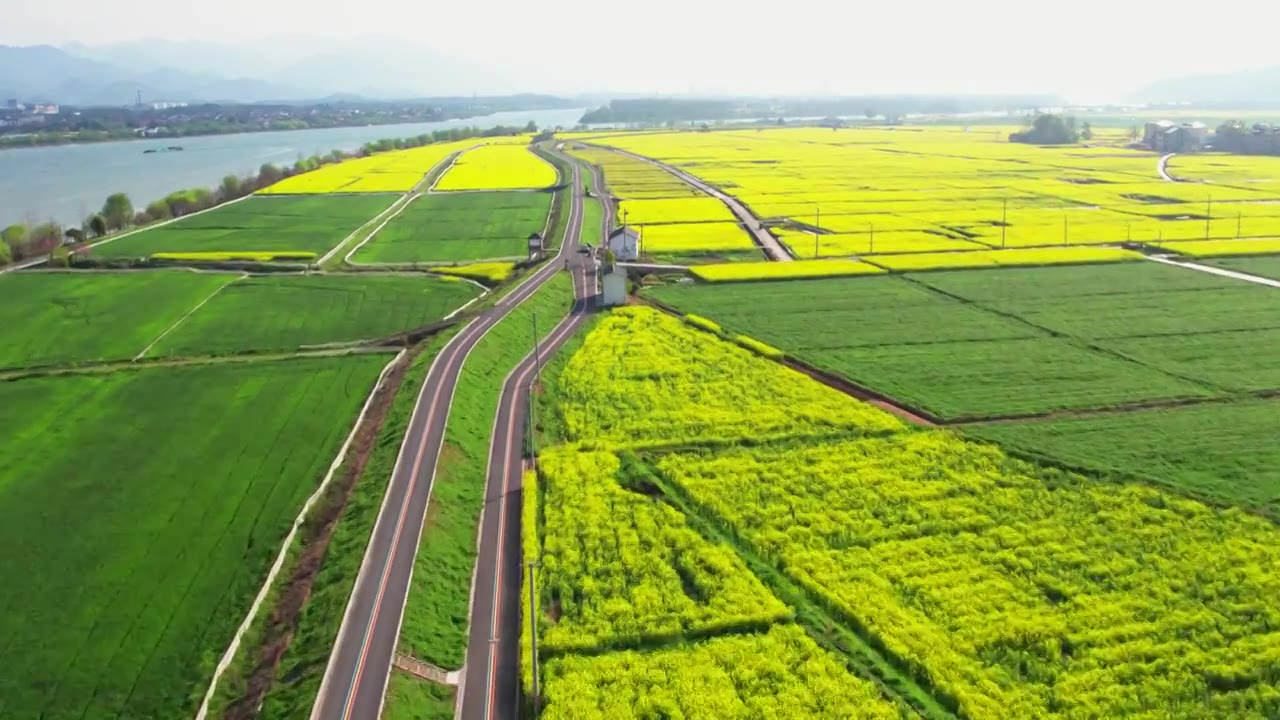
[0,108,585,229]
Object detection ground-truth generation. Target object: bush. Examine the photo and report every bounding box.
[734,334,785,360]
[683,313,723,334]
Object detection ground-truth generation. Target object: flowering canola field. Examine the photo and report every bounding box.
[258,139,478,194]
[434,144,558,191]
[527,304,1280,719]
[582,127,1280,260]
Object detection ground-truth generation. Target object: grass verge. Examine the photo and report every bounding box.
[213,329,458,720]
[394,272,575,672]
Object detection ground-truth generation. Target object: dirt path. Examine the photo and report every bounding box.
[1158,153,1179,182]
[587,144,794,261]
[1146,254,1280,288]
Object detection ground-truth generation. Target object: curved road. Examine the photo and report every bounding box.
[588,144,794,261]
[309,152,588,720]
[455,148,601,720]
[1158,153,1179,182]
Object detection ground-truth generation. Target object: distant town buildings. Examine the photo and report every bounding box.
[0,100,58,128]
[1143,120,1207,152]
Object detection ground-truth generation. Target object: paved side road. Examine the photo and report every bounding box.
[309,155,586,720]
[589,144,793,261]
[1158,153,1179,182]
[455,149,597,720]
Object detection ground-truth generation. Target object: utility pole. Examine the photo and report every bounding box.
[528,558,542,714]
[1205,194,1212,240]
[1001,198,1007,249]
[1063,215,1068,246]
[814,206,820,259]
[869,223,875,254]
[1238,210,1243,238]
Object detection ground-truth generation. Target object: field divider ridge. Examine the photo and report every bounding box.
[194,349,407,720]
[132,273,246,361]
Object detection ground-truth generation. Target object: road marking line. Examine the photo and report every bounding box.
[339,161,581,720]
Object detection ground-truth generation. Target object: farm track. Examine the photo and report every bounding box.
[1157,153,1179,182]
[455,147,599,720]
[0,346,401,382]
[1146,254,1280,289]
[335,149,472,268]
[308,150,588,720]
[585,144,793,261]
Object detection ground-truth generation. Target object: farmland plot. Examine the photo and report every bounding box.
[655,433,1280,720]
[1208,253,1280,279]
[553,307,903,448]
[532,447,789,654]
[0,355,388,720]
[647,272,1217,419]
[966,398,1280,517]
[541,626,903,720]
[149,274,480,356]
[354,191,552,264]
[434,144,557,191]
[0,270,235,369]
[97,195,395,258]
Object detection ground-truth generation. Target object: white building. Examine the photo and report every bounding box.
[607,226,641,261]
[601,265,627,306]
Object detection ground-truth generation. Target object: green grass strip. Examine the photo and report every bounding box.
[395,271,575,670]
[250,331,459,720]
[382,669,455,720]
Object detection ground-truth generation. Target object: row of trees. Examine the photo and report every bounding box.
[2,123,539,266]
[1009,114,1092,145]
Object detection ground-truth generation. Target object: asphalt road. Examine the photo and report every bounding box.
[309,153,588,720]
[592,144,794,261]
[456,147,602,720]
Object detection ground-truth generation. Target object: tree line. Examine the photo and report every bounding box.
[1009,114,1092,145]
[0,123,536,267]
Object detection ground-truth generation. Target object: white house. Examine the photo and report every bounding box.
[606,226,641,261]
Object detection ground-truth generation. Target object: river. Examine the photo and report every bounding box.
[0,108,586,229]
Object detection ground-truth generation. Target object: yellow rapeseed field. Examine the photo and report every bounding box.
[1153,237,1280,257]
[431,261,518,283]
[690,258,886,282]
[434,144,558,191]
[258,140,478,195]
[582,127,1280,253]
[640,222,758,254]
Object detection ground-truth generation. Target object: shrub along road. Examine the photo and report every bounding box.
[310,149,587,720]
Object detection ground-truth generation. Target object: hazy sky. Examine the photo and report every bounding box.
[7,0,1279,101]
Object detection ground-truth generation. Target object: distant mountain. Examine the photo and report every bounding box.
[58,36,535,101]
[1135,66,1280,107]
[0,44,317,105]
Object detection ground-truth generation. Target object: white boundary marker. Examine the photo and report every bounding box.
[195,350,406,720]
